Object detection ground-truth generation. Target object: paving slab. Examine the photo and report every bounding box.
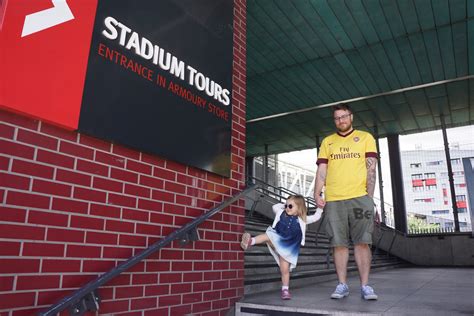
[236,267,474,315]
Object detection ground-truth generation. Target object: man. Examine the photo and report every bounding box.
[314,103,378,300]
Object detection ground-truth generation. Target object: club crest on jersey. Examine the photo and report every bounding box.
[353,137,360,142]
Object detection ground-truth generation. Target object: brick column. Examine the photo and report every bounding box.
[0,1,246,315]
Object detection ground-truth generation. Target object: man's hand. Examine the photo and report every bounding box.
[316,196,326,209]
[314,163,327,209]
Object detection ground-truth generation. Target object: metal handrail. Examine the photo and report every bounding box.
[247,176,318,210]
[39,184,258,316]
[246,176,326,249]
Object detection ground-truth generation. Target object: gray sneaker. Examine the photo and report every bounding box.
[361,285,378,300]
[331,283,349,299]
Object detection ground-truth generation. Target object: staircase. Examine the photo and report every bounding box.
[243,210,407,295]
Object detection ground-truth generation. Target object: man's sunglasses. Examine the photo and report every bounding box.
[285,204,293,209]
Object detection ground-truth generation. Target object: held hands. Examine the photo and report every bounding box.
[316,195,326,209]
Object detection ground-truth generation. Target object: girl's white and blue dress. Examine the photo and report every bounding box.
[266,203,322,271]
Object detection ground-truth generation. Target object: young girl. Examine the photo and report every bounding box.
[240,195,323,300]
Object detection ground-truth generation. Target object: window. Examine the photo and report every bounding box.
[411,174,423,187]
[432,210,449,215]
[412,186,424,192]
[456,195,466,201]
[455,183,466,188]
[425,184,437,190]
[450,158,461,165]
[424,174,436,186]
[453,171,464,176]
[457,208,467,213]
[412,180,423,187]
[410,163,421,168]
[427,160,443,166]
[414,198,434,203]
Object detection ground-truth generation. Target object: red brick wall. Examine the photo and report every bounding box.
[0,1,246,315]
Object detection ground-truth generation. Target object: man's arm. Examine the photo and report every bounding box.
[314,163,327,208]
[366,157,377,197]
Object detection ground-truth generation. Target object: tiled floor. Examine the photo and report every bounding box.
[237,267,474,315]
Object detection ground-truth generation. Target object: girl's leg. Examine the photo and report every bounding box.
[279,257,292,300]
[253,233,270,244]
[241,233,271,250]
[279,257,290,287]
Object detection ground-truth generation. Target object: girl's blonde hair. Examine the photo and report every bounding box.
[287,194,307,222]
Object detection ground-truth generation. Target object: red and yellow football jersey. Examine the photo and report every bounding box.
[317,129,377,201]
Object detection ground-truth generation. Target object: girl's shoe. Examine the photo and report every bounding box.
[240,233,251,250]
[281,289,291,300]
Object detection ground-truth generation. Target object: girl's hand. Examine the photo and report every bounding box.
[272,203,285,214]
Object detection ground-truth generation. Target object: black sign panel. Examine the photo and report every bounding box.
[79,0,233,177]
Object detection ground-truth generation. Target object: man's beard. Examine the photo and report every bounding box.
[337,124,352,133]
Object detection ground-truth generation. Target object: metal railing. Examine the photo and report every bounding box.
[247,176,318,210]
[247,176,399,268]
[247,176,327,248]
[372,221,403,261]
[39,185,258,316]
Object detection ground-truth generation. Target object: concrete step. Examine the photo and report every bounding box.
[244,256,403,277]
[245,255,398,270]
[242,210,407,296]
[243,261,408,295]
[242,226,331,245]
[244,245,330,255]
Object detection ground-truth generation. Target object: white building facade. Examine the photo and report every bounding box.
[401,149,474,231]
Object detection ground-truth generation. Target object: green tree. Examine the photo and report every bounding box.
[408,216,439,233]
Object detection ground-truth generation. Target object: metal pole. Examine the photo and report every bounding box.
[263,144,269,184]
[245,157,254,184]
[387,134,407,233]
[461,157,474,237]
[440,115,460,232]
[274,154,278,188]
[374,127,386,224]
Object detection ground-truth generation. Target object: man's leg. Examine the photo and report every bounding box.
[333,246,349,284]
[331,246,350,299]
[354,243,371,286]
[326,200,351,299]
[355,243,378,300]
[349,195,378,300]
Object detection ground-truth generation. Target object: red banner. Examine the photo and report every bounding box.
[0,0,97,130]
